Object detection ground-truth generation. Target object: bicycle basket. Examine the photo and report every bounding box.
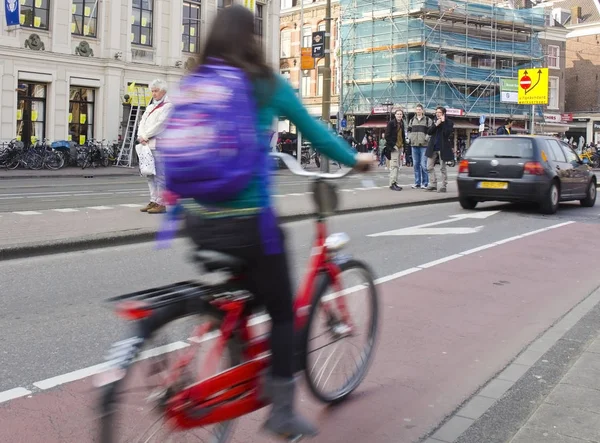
[311,179,338,217]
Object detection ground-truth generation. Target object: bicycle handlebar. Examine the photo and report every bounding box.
[270,152,358,180]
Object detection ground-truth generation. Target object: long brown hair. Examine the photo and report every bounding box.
[199,5,273,84]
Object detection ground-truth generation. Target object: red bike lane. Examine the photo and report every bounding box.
[1,222,599,443]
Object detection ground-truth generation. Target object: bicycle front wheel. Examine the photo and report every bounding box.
[98,312,241,443]
[303,259,379,404]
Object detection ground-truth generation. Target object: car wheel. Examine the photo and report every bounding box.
[580,179,597,207]
[540,181,560,214]
[459,196,477,210]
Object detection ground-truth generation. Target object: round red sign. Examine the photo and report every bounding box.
[519,75,531,90]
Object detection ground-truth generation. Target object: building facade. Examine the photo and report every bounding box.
[0,0,280,146]
[279,0,340,132]
[339,0,568,146]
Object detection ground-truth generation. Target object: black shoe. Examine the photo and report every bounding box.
[390,183,403,191]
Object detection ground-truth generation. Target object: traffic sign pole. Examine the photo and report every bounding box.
[531,105,535,135]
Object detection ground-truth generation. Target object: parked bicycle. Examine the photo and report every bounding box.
[0,139,43,170]
[96,152,380,443]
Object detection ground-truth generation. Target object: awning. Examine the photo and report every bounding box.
[453,123,480,129]
[357,119,388,128]
[537,122,571,133]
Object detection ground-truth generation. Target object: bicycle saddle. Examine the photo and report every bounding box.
[191,250,247,274]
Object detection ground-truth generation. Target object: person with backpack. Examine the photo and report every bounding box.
[496,119,514,135]
[407,104,432,189]
[157,6,374,441]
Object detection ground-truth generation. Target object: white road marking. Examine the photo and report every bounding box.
[13,211,42,215]
[87,206,113,210]
[119,203,144,208]
[0,388,31,404]
[0,220,573,402]
[53,208,79,213]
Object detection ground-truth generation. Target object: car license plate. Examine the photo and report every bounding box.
[478,181,508,190]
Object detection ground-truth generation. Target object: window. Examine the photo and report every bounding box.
[69,87,95,145]
[301,73,311,96]
[547,45,560,69]
[281,71,291,83]
[318,23,326,32]
[254,4,263,40]
[217,0,233,9]
[281,0,293,9]
[317,66,324,96]
[132,0,153,46]
[302,25,312,48]
[467,138,534,159]
[20,0,50,30]
[16,82,47,145]
[560,144,580,165]
[477,58,493,69]
[549,77,559,109]
[547,140,567,162]
[182,0,201,53]
[71,0,98,37]
[281,30,291,57]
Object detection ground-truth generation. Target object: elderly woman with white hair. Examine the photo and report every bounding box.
[137,78,173,214]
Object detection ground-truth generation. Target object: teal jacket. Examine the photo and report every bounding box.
[184,74,358,215]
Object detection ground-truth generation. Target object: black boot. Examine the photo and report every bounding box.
[262,376,319,440]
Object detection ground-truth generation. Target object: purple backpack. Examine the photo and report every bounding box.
[157,61,260,203]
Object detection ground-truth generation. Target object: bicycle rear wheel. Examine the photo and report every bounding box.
[98,312,241,443]
[303,259,379,404]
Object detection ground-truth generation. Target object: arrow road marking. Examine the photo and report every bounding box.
[368,211,500,237]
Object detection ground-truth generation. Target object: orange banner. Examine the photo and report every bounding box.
[301,48,314,70]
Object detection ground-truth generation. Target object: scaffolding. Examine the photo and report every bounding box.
[339,0,547,123]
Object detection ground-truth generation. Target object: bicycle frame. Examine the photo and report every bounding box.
[161,219,351,430]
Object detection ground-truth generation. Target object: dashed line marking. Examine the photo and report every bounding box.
[119,203,144,208]
[13,211,42,215]
[53,208,79,213]
[87,206,113,210]
[0,388,31,404]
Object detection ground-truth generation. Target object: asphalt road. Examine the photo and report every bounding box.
[1,200,599,442]
[0,167,457,212]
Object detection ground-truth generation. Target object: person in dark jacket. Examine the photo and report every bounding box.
[496,119,514,135]
[425,106,454,193]
[384,109,408,191]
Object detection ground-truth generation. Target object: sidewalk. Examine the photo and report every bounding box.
[0,165,140,179]
[425,286,600,443]
[0,183,458,260]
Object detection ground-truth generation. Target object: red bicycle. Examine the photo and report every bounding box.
[96,153,380,442]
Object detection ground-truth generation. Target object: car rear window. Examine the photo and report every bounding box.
[466,138,534,159]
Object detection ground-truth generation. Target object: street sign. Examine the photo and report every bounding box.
[311,31,325,58]
[300,47,314,70]
[341,118,347,129]
[479,115,485,125]
[518,68,549,105]
[500,78,518,103]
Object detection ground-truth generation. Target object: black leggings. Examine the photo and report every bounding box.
[185,213,295,378]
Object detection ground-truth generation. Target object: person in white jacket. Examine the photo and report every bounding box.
[137,79,174,214]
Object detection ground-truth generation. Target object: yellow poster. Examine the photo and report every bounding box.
[190,43,195,52]
[85,7,91,17]
[190,27,195,37]
[130,33,134,42]
[142,17,147,27]
[16,136,21,141]
[19,14,25,25]
[34,16,41,28]
[80,114,87,125]
[71,22,76,33]
[31,110,38,122]
[20,0,25,5]
[141,35,147,45]
[131,15,135,24]
[35,0,42,7]
[243,0,256,11]
[31,136,37,143]
[84,25,89,35]
[68,135,72,141]
[79,135,86,145]
[72,4,76,13]
[16,109,22,120]
[68,113,73,123]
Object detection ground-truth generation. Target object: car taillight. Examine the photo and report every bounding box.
[458,159,469,174]
[523,161,545,176]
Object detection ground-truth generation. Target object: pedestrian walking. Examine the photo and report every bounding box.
[425,106,454,193]
[496,119,514,135]
[384,109,407,191]
[407,104,431,189]
[137,79,173,214]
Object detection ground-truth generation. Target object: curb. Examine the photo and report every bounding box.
[0,172,140,180]
[421,284,600,443]
[0,196,457,261]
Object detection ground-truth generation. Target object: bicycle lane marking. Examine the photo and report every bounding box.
[0,219,573,405]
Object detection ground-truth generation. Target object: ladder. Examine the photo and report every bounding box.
[116,87,147,167]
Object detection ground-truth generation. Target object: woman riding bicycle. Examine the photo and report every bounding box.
[182,6,374,440]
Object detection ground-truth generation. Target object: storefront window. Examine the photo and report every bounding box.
[17,82,47,145]
[72,0,99,37]
[69,87,95,145]
[20,0,50,30]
